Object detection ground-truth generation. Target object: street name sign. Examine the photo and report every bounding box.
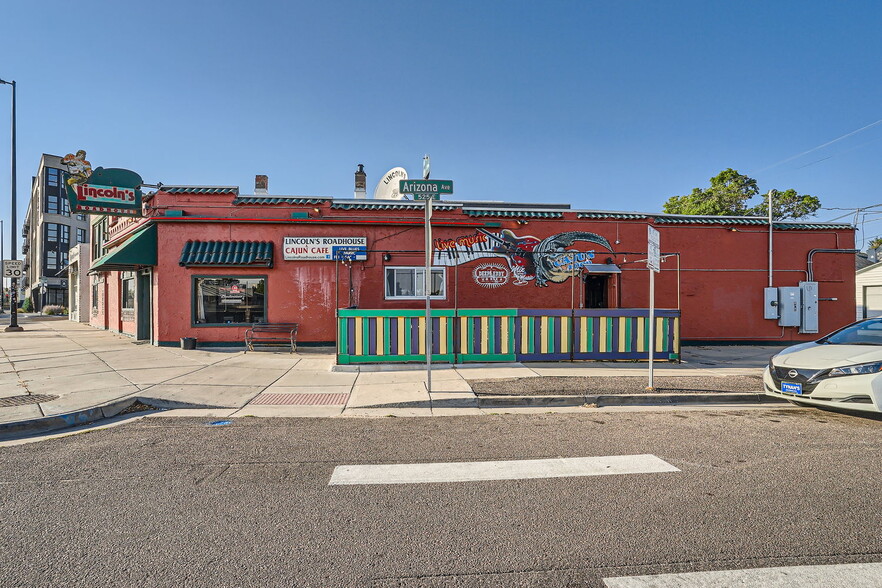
[2,260,23,279]
[647,226,660,273]
[399,179,453,197]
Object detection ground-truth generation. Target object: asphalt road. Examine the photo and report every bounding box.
[1,407,881,587]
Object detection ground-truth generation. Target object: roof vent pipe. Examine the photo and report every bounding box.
[354,164,366,199]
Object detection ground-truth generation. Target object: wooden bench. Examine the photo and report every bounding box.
[244,323,298,353]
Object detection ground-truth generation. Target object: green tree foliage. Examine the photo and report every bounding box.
[663,169,821,220]
[868,237,882,251]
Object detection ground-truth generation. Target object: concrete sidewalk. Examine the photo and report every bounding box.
[0,316,780,438]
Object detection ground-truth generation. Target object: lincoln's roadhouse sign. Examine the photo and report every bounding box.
[62,150,144,217]
[283,237,368,261]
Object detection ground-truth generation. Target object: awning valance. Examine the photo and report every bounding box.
[583,264,621,273]
[179,240,273,267]
[89,224,157,273]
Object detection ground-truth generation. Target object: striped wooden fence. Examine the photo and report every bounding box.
[572,309,680,360]
[337,309,455,364]
[457,309,517,362]
[513,310,573,362]
[337,308,680,364]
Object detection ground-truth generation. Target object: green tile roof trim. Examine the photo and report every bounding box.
[773,222,853,230]
[332,202,460,211]
[654,216,853,229]
[577,212,652,219]
[162,186,239,195]
[179,240,273,267]
[233,197,330,205]
[463,209,564,218]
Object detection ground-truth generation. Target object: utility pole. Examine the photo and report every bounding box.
[0,78,22,331]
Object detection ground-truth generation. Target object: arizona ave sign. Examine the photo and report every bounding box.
[399,179,454,198]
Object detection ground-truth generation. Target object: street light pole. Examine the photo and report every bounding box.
[1,219,4,312]
[0,78,23,331]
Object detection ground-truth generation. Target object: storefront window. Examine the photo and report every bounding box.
[384,267,445,299]
[121,272,135,310]
[193,276,266,325]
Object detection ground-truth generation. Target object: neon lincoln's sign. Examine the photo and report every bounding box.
[63,149,144,217]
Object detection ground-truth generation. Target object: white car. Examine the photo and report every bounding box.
[764,318,882,413]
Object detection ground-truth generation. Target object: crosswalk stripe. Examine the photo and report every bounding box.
[329,454,679,485]
[603,562,882,587]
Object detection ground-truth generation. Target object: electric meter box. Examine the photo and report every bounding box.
[799,281,819,333]
[763,288,779,319]
[778,287,802,327]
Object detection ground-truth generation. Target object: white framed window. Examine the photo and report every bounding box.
[384,266,446,300]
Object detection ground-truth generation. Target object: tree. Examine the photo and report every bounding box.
[868,237,882,251]
[663,169,821,220]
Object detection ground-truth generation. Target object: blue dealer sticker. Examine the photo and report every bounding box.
[781,382,803,395]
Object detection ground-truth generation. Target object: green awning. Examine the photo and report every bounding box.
[89,224,157,273]
[179,240,273,267]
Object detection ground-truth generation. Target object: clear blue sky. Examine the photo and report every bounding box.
[2,0,882,255]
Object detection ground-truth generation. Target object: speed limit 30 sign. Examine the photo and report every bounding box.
[2,260,23,279]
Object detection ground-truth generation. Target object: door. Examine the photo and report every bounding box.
[136,270,152,342]
[584,274,609,309]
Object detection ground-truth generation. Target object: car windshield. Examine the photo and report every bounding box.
[819,318,882,345]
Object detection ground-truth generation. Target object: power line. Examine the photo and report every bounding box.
[752,117,882,174]
[820,203,882,223]
[794,135,882,170]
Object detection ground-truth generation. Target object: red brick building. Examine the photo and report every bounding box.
[84,183,855,358]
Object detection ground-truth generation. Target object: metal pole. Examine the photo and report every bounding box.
[768,189,774,288]
[1,219,4,312]
[424,196,433,394]
[1,79,22,331]
[648,267,655,390]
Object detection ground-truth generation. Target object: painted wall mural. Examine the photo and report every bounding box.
[433,229,614,287]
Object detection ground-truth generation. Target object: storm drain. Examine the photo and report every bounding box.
[249,393,349,406]
[0,394,59,407]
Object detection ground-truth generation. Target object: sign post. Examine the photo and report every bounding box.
[647,226,660,390]
[400,169,453,394]
[3,261,23,322]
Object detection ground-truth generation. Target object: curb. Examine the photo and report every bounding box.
[0,397,139,440]
[477,392,782,408]
[0,396,224,441]
[0,392,782,439]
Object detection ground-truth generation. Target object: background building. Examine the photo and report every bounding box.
[68,243,90,322]
[22,154,90,311]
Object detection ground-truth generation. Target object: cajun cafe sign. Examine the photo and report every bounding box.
[62,150,144,217]
[283,237,368,261]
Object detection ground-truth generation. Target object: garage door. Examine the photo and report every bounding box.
[863,285,882,318]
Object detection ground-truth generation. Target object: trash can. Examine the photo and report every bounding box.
[180,337,197,350]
